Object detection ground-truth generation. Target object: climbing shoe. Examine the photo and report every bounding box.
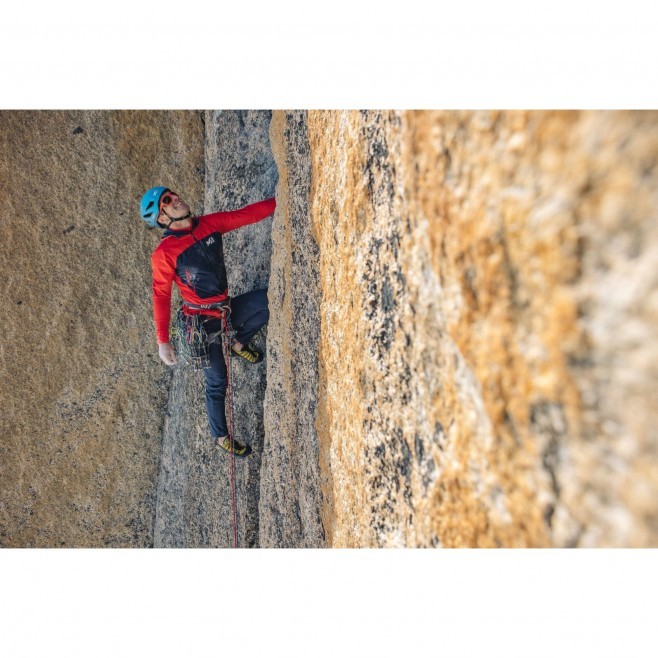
[215,436,252,457]
[231,343,263,363]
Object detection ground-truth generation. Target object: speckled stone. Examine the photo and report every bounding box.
[0,110,204,547]
[153,110,277,548]
[259,111,326,547]
[4,110,656,549]
[304,110,658,547]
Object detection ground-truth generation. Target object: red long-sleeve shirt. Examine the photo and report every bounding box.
[151,197,276,343]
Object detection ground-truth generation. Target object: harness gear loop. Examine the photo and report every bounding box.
[170,308,211,370]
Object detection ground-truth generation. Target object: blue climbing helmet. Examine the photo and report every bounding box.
[140,186,169,227]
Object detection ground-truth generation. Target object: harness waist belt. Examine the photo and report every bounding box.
[183,300,231,311]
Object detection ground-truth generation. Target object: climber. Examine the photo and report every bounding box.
[140,186,276,457]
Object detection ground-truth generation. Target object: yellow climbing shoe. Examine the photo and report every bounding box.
[215,436,252,457]
[231,344,263,363]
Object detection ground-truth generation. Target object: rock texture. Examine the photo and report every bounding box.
[154,110,277,547]
[0,111,204,547]
[260,111,325,547]
[3,110,657,549]
[294,110,658,547]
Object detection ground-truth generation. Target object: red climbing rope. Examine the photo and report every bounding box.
[177,301,239,548]
[222,307,238,549]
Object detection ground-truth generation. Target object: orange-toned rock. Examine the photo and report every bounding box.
[297,110,658,547]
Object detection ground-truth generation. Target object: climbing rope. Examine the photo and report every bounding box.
[171,302,239,548]
[221,306,239,549]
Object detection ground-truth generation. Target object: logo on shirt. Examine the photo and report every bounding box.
[205,237,215,246]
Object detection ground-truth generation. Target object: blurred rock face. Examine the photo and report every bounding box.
[274,110,657,547]
[0,111,204,547]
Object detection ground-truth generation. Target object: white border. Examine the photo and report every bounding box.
[2,2,657,655]
[2,1,658,108]
[2,550,657,657]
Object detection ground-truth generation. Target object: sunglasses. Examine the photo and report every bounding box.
[160,192,178,208]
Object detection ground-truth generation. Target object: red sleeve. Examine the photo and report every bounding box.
[202,197,276,234]
[151,246,175,344]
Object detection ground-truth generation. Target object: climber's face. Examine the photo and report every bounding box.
[158,191,190,223]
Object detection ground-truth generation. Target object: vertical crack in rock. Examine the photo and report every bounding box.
[260,111,325,547]
[154,110,276,547]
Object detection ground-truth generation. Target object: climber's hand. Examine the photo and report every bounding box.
[158,342,178,366]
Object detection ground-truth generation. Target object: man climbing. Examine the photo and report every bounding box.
[140,186,276,457]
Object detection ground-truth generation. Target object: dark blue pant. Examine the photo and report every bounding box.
[201,288,269,439]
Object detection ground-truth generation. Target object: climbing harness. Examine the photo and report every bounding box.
[170,300,239,548]
[170,300,231,370]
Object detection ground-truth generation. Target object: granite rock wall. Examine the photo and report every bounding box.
[259,111,325,547]
[153,110,277,547]
[291,110,658,547]
[0,111,204,547]
[3,110,656,549]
